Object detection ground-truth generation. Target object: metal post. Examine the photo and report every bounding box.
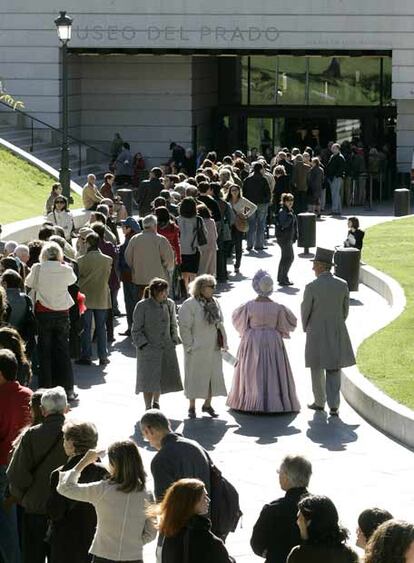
[30,119,34,153]
[78,142,81,176]
[59,42,72,203]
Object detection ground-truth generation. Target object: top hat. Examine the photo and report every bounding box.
[312,247,335,265]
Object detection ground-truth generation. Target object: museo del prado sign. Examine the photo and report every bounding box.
[73,25,280,44]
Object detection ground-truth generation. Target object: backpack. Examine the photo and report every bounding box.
[206,455,242,539]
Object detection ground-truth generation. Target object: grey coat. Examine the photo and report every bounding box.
[132,297,183,394]
[301,272,355,369]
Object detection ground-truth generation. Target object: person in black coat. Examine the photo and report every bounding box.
[47,421,108,563]
[251,455,312,563]
[275,194,298,286]
[272,166,292,213]
[156,478,235,563]
[344,217,364,251]
[136,167,164,217]
[243,161,271,251]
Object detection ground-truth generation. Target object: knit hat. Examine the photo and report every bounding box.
[252,269,274,297]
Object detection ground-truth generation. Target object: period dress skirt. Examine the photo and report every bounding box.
[226,300,300,413]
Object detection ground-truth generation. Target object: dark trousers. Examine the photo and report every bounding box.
[123,281,139,330]
[216,245,228,282]
[36,312,74,392]
[294,191,308,214]
[92,557,143,563]
[22,513,49,563]
[231,226,244,269]
[277,241,294,283]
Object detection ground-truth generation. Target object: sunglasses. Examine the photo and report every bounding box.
[204,284,216,288]
[55,200,65,204]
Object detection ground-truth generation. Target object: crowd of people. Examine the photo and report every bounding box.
[0,141,410,563]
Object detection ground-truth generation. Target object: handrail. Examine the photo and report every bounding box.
[0,99,111,158]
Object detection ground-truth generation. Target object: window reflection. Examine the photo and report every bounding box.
[308,56,381,105]
[250,56,276,104]
[276,56,307,105]
[244,55,391,107]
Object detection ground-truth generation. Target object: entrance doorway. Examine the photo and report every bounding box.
[246,116,361,157]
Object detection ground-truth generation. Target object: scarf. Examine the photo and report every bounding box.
[198,296,221,325]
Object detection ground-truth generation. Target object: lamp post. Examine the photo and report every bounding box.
[55,11,73,203]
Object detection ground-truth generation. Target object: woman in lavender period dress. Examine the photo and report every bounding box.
[226,270,300,413]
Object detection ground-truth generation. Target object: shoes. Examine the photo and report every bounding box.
[234,267,240,274]
[113,310,124,317]
[119,329,131,337]
[75,358,92,366]
[246,247,253,251]
[202,404,219,418]
[67,391,79,402]
[329,408,339,417]
[188,407,196,419]
[99,358,110,366]
[308,402,325,412]
[279,280,293,286]
[152,402,160,410]
[107,337,115,343]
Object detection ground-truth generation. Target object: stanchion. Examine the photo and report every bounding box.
[394,188,410,217]
[117,188,133,216]
[334,247,360,291]
[297,212,316,254]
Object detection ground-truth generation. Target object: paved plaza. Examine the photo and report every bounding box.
[70,205,414,562]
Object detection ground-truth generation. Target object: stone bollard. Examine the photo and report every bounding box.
[297,212,316,254]
[394,188,411,217]
[117,188,133,216]
[334,247,360,291]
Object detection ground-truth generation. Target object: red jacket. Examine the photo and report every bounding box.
[158,223,181,265]
[0,381,32,465]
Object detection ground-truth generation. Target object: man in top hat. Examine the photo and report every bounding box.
[301,247,355,416]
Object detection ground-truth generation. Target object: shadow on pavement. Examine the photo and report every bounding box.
[276,286,300,295]
[74,366,107,389]
[182,417,236,451]
[111,337,136,358]
[229,410,301,445]
[306,411,359,451]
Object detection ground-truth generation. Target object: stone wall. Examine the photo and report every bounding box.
[1,1,414,169]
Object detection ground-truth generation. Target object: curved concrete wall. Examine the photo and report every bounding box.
[342,263,414,450]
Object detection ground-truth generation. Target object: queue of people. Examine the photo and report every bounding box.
[0,377,411,563]
[0,141,393,563]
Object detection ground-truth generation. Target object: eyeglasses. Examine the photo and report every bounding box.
[204,284,216,289]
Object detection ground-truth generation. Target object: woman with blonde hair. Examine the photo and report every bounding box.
[218,169,235,198]
[155,478,235,563]
[178,275,227,419]
[25,241,77,400]
[57,439,156,563]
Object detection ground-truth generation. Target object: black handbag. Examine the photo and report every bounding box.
[195,216,208,247]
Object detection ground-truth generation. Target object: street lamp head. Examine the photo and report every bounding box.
[55,11,73,44]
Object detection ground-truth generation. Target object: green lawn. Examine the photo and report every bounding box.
[0,146,82,224]
[357,217,414,410]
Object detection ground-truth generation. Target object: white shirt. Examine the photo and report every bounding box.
[47,210,74,241]
[57,468,156,560]
[25,261,76,310]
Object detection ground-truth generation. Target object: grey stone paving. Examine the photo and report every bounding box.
[70,205,414,562]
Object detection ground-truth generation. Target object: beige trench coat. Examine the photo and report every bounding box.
[178,296,227,400]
